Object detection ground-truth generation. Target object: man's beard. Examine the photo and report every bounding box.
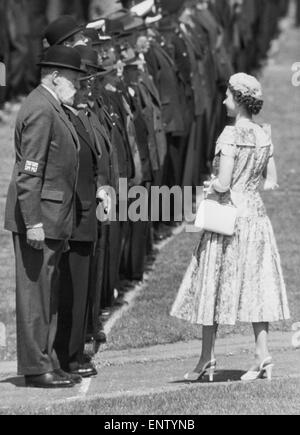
[55,79,77,106]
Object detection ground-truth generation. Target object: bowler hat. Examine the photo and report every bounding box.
[75,46,105,71]
[38,45,87,73]
[45,15,84,46]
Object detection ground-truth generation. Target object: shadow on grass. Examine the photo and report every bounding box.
[0,377,25,388]
[171,370,246,384]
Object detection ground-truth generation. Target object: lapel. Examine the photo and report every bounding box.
[37,85,80,151]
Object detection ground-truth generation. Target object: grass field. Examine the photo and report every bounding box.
[2,377,299,415]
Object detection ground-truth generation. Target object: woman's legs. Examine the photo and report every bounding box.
[252,322,272,366]
[194,324,218,372]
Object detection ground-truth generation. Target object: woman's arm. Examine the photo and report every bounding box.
[204,154,235,194]
[263,156,279,191]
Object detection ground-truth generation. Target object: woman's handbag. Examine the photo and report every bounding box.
[195,195,238,236]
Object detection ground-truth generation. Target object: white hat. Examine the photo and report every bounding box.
[229,73,263,100]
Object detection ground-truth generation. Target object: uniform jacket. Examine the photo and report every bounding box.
[64,107,100,242]
[5,85,79,240]
[90,85,120,191]
[100,84,135,181]
[158,23,194,133]
[79,108,111,189]
[145,41,185,136]
[123,65,163,176]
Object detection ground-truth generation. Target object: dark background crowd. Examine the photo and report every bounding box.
[0,0,295,349]
[0,0,295,106]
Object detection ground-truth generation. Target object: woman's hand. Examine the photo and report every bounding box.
[203,179,215,196]
[263,157,278,191]
[263,180,279,191]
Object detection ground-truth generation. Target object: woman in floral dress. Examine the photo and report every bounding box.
[171,73,290,382]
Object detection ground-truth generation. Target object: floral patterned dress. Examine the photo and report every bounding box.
[171,119,290,326]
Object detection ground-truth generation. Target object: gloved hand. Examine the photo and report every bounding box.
[203,176,216,196]
[26,227,45,250]
[96,188,111,216]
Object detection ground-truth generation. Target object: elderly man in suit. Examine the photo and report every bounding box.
[4,45,86,389]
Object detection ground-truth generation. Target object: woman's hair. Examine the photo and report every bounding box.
[228,84,264,115]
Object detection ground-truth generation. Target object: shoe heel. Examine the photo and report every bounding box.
[265,365,274,381]
[208,367,215,383]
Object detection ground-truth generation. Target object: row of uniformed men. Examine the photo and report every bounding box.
[4,0,289,387]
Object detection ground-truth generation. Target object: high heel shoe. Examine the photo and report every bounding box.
[184,360,217,383]
[241,357,274,382]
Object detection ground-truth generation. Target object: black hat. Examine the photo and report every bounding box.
[38,45,87,73]
[159,0,184,14]
[83,28,99,44]
[45,15,84,46]
[83,28,112,46]
[107,10,145,34]
[75,46,105,71]
[106,17,127,36]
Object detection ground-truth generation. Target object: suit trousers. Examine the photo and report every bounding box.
[88,225,108,336]
[120,222,151,282]
[13,234,65,376]
[55,241,93,368]
[90,221,122,319]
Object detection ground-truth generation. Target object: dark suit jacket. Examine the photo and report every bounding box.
[5,85,79,240]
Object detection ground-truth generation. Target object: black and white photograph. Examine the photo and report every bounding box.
[0,0,299,418]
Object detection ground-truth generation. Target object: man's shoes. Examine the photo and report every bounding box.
[153,224,173,242]
[94,330,107,344]
[94,319,107,344]
[25,372,75,389]
[54,369,82,384]
[67,361,98,378]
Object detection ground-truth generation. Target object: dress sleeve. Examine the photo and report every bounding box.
[215,126,237,158]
